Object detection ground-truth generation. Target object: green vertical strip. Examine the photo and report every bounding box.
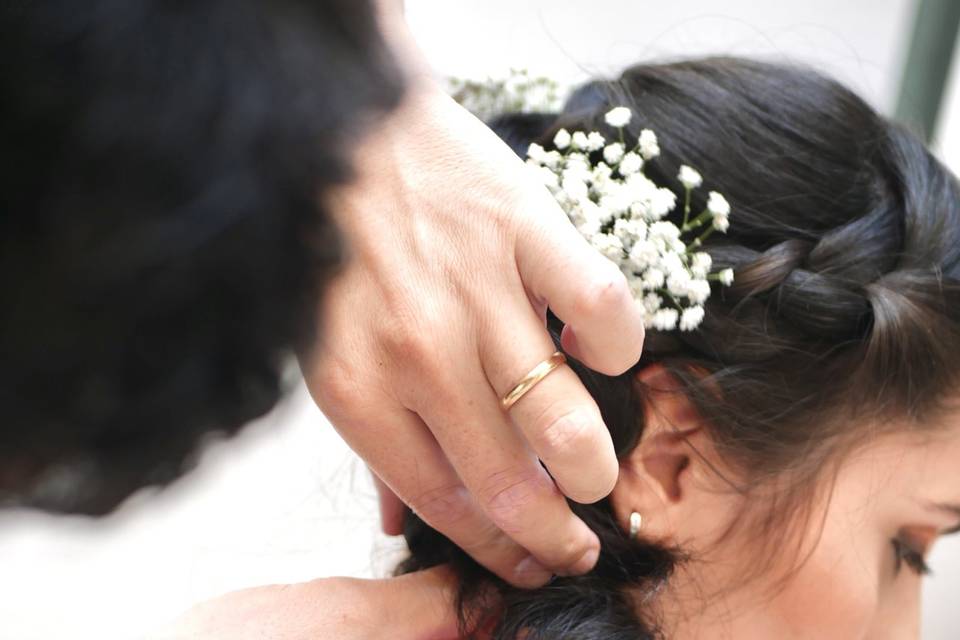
[895,0,960,141]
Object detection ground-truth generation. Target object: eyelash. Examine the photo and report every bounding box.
[892,538,932,577]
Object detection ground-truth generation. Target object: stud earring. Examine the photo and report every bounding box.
[629,511,643,539]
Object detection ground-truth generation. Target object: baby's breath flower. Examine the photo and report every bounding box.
[522,105,734,335]
[685,278,711,304]
[618,152,644,176]
[586,132,606,151]
[707,191,730,216]
[542,150,562,169]
[679,305,705,331]
[650,188,677,220]
[690,252,712,278]
[649,221,681,243]
[527,143,547,163]
[603,142,625,165]
[592,162,613,184]
[604,106,632,128]
[651,308,679,331]
[613,218,647,245]
[643,292,663,314]
[591,233,624,261]
[639,129,660,160]
[628,239,658,270]
[712,212,730,232]
[642,267,665,290]
[562,176,588,203]
[707,192,730,232]
[678,165,703,189]
[666,270,691,297]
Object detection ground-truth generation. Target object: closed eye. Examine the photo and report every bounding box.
[892,538,931,576]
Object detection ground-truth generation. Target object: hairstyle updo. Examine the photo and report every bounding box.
[398,57,960,639]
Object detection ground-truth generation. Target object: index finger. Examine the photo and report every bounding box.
[515,196,646,375]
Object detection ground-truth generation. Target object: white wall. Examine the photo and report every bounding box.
[924,14,960,639]
[1,2,957,639]
[406,0,915,110]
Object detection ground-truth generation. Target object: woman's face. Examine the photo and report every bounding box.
[670,421,960,639]
[615,376,960,639]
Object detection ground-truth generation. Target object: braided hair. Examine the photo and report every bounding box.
[398,58,960,639]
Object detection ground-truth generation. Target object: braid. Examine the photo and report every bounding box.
[399,58,960,640]
[682,119,960,418]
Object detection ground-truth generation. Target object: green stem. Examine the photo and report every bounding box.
[656,288,684,311]
[681,187,692,229]
[693,225,716,247]
[681,207,711,233]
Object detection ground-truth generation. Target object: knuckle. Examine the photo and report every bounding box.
[379,317,444,372]
[407,483,473,530]
[572,263,630,318]
[554,533,592,567]
[480,468,554,534]
[532,408,598,462]
[309,359,364,414]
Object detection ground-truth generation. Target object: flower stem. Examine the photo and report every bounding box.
[692,225,716,248]
[682,207,711,233]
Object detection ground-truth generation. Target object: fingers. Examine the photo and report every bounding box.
[412,362,602,578]
[321,392,554,588]
[371,469,406,536]
[514,200,646,375]
[480,299,619,505]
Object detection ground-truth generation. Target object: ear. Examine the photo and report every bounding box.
[609,364,735,547]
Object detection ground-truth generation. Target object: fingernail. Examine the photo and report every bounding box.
[513,555,553,588]
[566,544,600,576]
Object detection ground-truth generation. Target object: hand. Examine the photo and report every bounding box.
[301,82,646,587]
[151,567,460,640]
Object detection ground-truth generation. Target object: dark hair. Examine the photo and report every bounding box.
[399,57,960,639]
[0,0,402,514]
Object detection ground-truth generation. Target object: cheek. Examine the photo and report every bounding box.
[761,535,880,639]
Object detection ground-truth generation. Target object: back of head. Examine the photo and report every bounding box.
[402,57,960,639]
[0,0,402,513]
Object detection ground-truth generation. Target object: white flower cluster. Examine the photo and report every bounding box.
[526,107,735,331]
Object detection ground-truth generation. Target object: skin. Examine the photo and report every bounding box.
[611,365,960,639]
[152,567,461,640]
[164,366,959,638]
[300,0,646,588]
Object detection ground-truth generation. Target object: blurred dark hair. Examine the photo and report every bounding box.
[0,0,402,513]
[399,58,960,639]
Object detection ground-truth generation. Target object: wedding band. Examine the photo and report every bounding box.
[500,351,567,411]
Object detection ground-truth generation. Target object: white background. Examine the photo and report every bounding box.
[1,2,957,638]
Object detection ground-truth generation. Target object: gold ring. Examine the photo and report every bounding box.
[500,351,567,411]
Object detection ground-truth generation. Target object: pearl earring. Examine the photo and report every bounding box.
[629,511,643,538]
